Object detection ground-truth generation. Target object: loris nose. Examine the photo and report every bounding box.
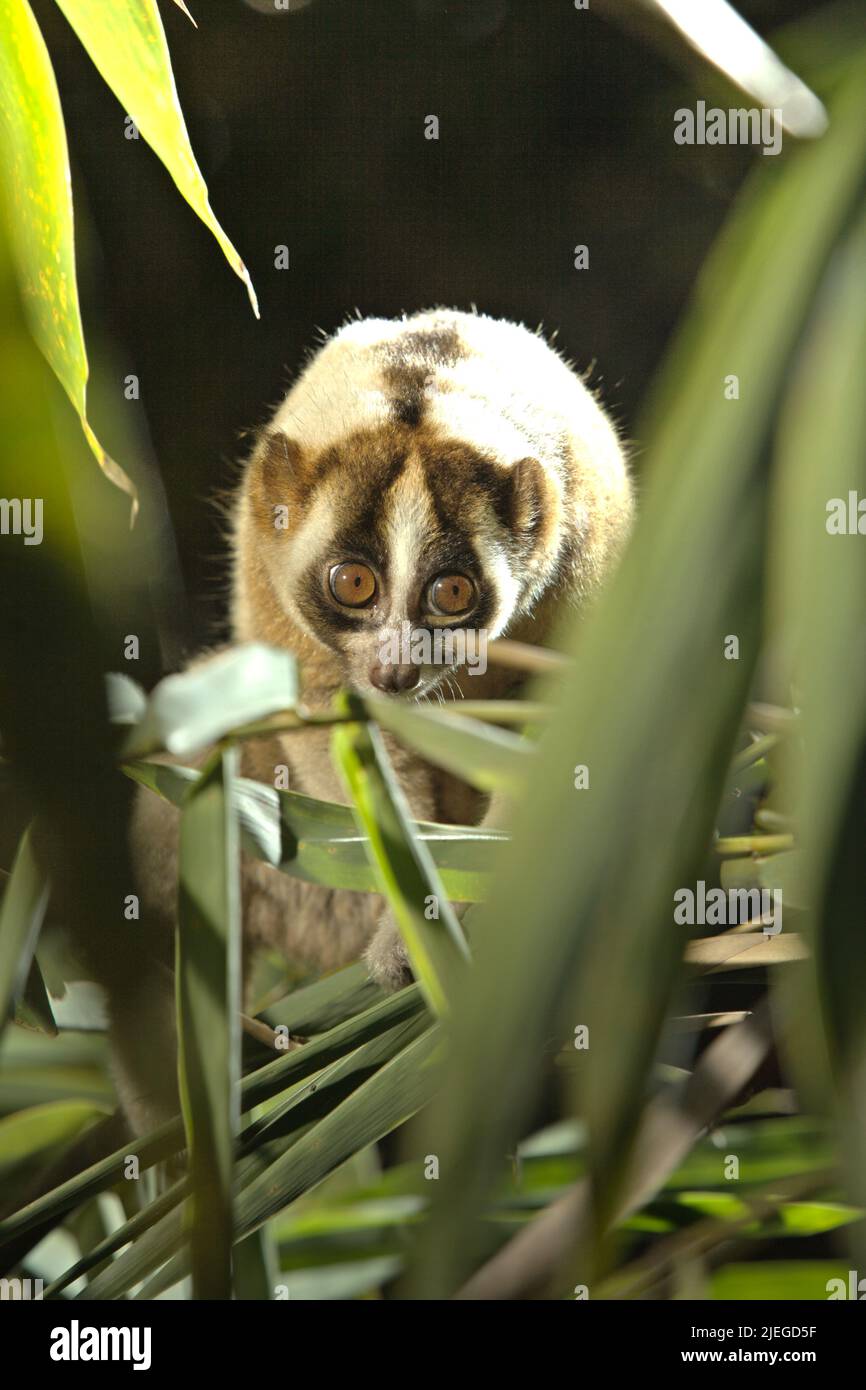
[369,663,421,694]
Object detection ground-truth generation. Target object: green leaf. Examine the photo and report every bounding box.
[710,1260,848,1300]
[53,0,258,316]
[49,999,428,1294]
[124,758,505,901]
[720,850,807,908]
[275,1193,425,1245]
[667,1118,833,1191]
[0,824,50,1043]
[406,43,866,1298]
[238,1026,441,1238]
[332,715,470,1016]
[770,192,866,1256]
[657,1192,860,1238]
[0,0,136,509]
[78,1018,432,1299]
[0,986,425,1258]
[176,747,242,1299]
[274,1256,402,1301]
[15,956,57,1035]
[0,1028,112,1115]
[232,1227,279,1301]
[120,644,298,758]
[257,963,382,1036]
[0,1100,108,1187]
[364,693,533,794]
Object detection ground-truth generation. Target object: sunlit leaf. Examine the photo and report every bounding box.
[711,1260,846,1300]
[332,714,470,1016]
[0,1100,108,1187]
[119,644,298,758]
[54,0,258,315]
[0,0,135,507]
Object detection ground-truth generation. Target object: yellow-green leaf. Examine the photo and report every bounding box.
[54,0,258,316]
[0,0,136,510]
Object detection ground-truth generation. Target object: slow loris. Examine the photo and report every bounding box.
[120,309,633,1135]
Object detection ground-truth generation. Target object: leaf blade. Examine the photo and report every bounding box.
[0,0,136,507]
[54,0,258,315]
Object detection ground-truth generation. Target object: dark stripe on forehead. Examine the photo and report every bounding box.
[381,323,466,430]
[349,447,410,543]
[384,364,427,428]
[389,325,464,364]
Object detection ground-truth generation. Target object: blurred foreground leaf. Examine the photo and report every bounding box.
[408,45,866,1297]
[0,0,135,508]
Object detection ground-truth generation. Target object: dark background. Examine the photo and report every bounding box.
[30,0,828,668]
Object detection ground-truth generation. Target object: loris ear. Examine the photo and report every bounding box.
[247,430,312,532]
[254,430,308,496]
[506,456,558,552]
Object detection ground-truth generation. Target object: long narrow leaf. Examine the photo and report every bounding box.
[407,46,866,1298]
[0,824,50,1042]
[54,0,257,314]
[771,196,866,1263]
[365,693,532,795]
[332,716,470,1016]
[125,758,505,901]
[0,0,135,506]
[176,748,241,1298]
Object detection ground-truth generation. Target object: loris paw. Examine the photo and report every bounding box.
[364,916,413,992]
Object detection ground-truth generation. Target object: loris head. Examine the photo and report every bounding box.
[232,420,562,698]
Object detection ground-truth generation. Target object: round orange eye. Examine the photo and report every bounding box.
[329,562,376,607]
[428,574,476,617]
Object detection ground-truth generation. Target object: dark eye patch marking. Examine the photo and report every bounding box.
[295,570,365,647]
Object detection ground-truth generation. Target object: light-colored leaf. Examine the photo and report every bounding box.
[121,644,298,758]
[685,931,807,971]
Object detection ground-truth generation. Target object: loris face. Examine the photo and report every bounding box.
[243,421,560,697]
